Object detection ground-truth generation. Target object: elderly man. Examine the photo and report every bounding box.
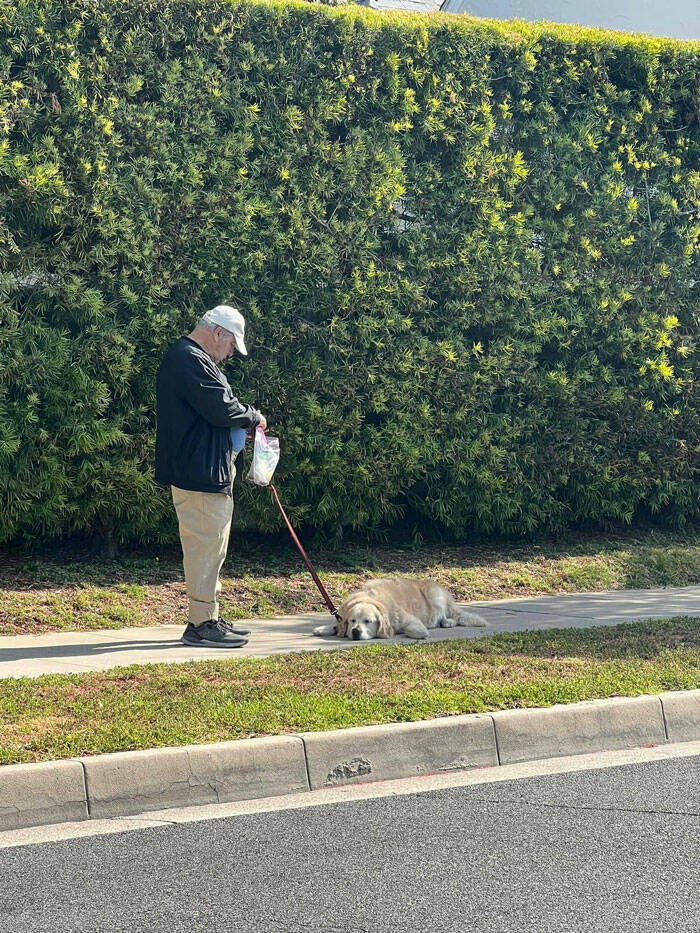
[156,305,267,648]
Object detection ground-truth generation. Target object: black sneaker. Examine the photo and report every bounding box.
[181,620,248,648]
[219,616,251,636]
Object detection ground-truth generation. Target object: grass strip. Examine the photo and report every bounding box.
[1,617,699,766]
[2,526,700,635]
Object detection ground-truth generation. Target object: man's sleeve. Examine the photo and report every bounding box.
[179,353,260,429]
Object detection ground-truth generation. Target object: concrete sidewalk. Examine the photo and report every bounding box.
[1,586,700,679]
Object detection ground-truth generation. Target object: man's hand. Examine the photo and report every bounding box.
[257,413,268,432]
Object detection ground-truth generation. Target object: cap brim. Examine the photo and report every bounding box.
[234,334,247,356]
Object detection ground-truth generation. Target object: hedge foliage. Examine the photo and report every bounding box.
[1,0,699,545]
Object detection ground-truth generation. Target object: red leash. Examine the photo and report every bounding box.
[269,483,341,623]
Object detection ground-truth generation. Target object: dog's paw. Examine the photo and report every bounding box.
[313,624,337,637]
[464,614,488,628]
[440,618,457,628]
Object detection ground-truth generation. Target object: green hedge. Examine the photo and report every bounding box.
[1,0,698,544]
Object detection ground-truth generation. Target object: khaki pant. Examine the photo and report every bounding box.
[171,486,234,626]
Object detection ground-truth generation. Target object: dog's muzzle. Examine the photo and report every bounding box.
[351,628,361,640]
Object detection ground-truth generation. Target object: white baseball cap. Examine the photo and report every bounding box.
[203,305,248,355]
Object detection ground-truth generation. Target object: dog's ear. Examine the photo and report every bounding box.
[335,599,351,638]
[375,602,393,638]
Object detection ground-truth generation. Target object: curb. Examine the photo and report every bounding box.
[2,689,699,832]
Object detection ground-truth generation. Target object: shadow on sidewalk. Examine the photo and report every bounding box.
[0,638,186,663]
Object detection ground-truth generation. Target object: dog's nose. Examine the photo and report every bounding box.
[351,629,361,640]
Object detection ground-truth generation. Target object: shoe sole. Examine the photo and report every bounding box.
[180,636,248,648]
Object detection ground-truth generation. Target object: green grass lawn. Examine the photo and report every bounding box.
[1,617,698,766]
[2,525,700,635]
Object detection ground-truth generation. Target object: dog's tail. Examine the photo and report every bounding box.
[454,607,488,628]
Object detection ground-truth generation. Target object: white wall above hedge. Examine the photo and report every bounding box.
[440,0,699,41]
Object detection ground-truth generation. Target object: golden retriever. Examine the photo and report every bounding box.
[313,578,488,641]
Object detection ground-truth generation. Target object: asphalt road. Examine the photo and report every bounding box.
[2,755,699,933]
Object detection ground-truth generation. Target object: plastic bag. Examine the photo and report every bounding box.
[246,425,280,486]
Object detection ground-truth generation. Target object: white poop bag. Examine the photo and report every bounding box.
[246,425,280,486]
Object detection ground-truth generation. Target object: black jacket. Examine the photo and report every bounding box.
[155,337,260,494]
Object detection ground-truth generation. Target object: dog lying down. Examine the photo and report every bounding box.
[313,578,488,641]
